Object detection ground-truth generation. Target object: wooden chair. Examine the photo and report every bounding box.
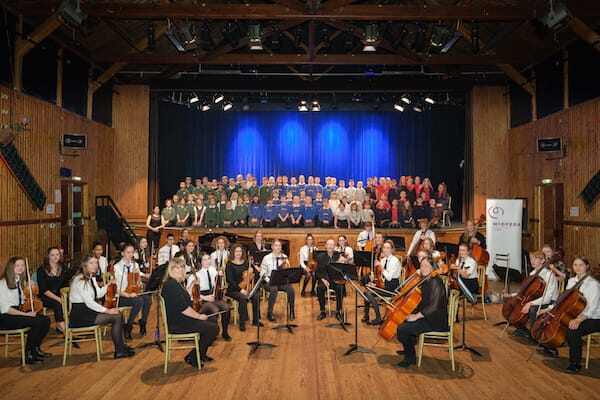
[585,332,600,369]
[476,265,488,321]
[417,289,460,371]
[160,296,201,374]
[0,328,30,366]
[60,287,103,366]
[224,296,239,326]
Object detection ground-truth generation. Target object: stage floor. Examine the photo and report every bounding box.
[1,286,599,400]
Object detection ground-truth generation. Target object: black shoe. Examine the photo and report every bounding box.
[185,353,200,368]
[396,358,416,368]
[335,311,344,322]
[368,318,383,326]
[290,310,296,321]
[55,327,64,336]
[72,342,80,349]
[539,346,559,358]
[267,314,275,322]
[252,321,264,327]
[201,355,214,363]
[396,350,405,355]
[317,312,327,320]
[114,349,135,359]
[124,324,133,340]
[34,347,51,358]
[222,333,232,342]
[513,328,531,338]
[239,322,246,332]
[361,316,369,323]
[139,322,147,337]
[565,363,581,374]
[25,351,43,364]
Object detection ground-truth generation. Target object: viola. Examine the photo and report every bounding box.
[191,282,204,312]
[19,258,43,314]
[239,259,255,293]
[373,257,385,289]
[213,272,225,301]
[531,274,589,348]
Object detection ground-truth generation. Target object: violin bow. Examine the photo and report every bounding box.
[25,257,34,312]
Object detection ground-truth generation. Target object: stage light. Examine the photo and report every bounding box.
[363,24,379,52]
[189,93,199,104]
[248,24,263,51]
[401,96,411,104]
[214,94,224,103]
[311,101,320,112]
[425,97,435,104]
[223,102,233,111]
[394,103,404,112]
[298,100,308,112]
[413,105,423,112]
[201,103,210,111]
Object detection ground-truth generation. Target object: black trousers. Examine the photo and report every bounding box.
[396,319,434,362]
[227,290,260,324]
[267,283,295,316]
[198,297,231,336]
[316,281,344,313]
[41,296,64,323]
[301,269,316,294]
[0,313,50,351]
[119,294,152,326]
[364,287,391,321]
[566,318,600,365]
[170,319,218,358]
[147,229,161,250]
[95,313,127,353]
[527,303,553,327]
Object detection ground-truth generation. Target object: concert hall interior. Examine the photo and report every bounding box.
[1,1,600,399]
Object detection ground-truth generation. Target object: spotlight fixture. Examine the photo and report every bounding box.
[201,103,211,111]
[425,96,435,104]
[189,93,199,104]
[311,101,320,112]
[298,101,309,112]
[401,96,411,104]
[248,24,263,51]
[394,103,404,112]
[363,24,379,52]
[223,102,233,111]
[214,94,224,104]
[413,105,423,112]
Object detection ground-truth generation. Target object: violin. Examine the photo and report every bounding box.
[125,270,142,295]
[373,255,385,289]
[378,264,448,341]
[213,271,225,301]
[531,274,589,348]
[191,281,204,312]
[104,280,118,308]
[239,257,255,293]
[307,248,318,274]
[19,258,43,314]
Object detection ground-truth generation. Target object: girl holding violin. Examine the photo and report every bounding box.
[299,234,318,297]
[225,244,262,331]
[187,253,232,341]
[453,243,479,295]
[69,256,134,359]
[181,240,199,275]
[36,247,67,334]
[396,254,448,368]
[362,240,402,326]
[0,257,51,364]
[114,243,152,339]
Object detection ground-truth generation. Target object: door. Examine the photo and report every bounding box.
[60,180,87,260]
[533,183,564,251]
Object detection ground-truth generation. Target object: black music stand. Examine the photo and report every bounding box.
[270,268,303,333]
[453,275,482,357]
[137,263,168,352]
[247,273,275,354]
[353,250,372,267]
[324,262,353,332]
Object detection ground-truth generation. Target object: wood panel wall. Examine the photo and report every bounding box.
[508,97,600,265]
[0,85,114,268]
[112,85,150,219]
[470,86,511,219]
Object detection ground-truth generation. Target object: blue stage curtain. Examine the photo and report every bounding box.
[158,101,465,207]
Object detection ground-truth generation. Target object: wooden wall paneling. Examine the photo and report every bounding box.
[112,85,150,219]
[470,86,510,219]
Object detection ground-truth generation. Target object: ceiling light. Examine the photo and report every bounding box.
[223,102,233,111]
[311,101,320,112]
[201,103,210,111]
[189,93,199,104]
[413,105,423,112]
[248,24,263,51]
[401,96,411,104]
[394,103,404,112]
[214,94,224,103]
[425,97,435,104]
[298,100,308,112]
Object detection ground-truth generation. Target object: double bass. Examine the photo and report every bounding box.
[530,274,589,348]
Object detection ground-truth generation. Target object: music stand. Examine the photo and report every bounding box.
[137,263,168,352]
[353,251,372,267]
[324,263,353,332]
[247,273,275,354]
[453,275,482,357]
[270,268,303,333]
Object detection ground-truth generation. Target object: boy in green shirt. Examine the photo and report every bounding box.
[221,201,235,228]
[232,201,248,227]
[175,198,190,226]
[204,198,220,228]
[161,199,177,227]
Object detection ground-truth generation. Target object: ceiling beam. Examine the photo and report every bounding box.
[568,16,600,53]
[96,53,527,65]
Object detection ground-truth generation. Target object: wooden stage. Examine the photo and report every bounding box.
[1,288,599,400]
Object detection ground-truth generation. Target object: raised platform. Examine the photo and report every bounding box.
[130,224,470,265]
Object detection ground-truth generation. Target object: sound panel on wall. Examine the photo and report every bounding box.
[0,143,47,210]
[581,170,600,206]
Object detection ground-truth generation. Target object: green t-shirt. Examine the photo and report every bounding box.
[175,204,189,220]
[233,204,248,221]
[259,186,272,204]
[161,207,176,223]
[204,206,220,227]
[221,208,234,226]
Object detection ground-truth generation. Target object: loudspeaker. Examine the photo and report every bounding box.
[581,170,600,206]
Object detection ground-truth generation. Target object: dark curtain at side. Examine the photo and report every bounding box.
[158,101,465,218]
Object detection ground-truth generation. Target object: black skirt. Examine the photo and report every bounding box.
[69,303,99,328]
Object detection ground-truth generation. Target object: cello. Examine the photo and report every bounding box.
[530,274,589,348]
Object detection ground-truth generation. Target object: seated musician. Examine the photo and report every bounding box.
[363,240,402,325]
[187,254,232,341]
[0,257,51,364]
[406,218,437,257]
[260,240,295,322]
[290,196,304,227]
[318,201,334,227]
[135,237,151,274]
[177,229,192,250]
[36,246,67,334]
[226,244,262,331]
[92,241,109,276]
[158,233,180,266]
[459,220,486,249]
[182,240,199,275]
[335,235,354,265]
[315,239,345,321]
[542,244,568,282]
[454,243,479,295]
[299,234,318,297]
[210,236,230,272]
[161,258,218,367]
[514,251,558,340]
[262,199,278,227]
[69,256,134,359]
[555,257,600,373]
[396,254,448,368]
[356,221,374,251]
[114,243,152,339]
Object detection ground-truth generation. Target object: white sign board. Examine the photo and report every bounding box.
[486,199,523,274]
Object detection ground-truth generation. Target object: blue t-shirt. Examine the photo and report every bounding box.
[278,203,290,218]
[319,208,333,223]
[314,199,323,211]
[249,204,263,219]
[305,185,316,199]
[303,205,317,221]
[291,204,304,220]
[263,206,276,221]
[297,184,306,195]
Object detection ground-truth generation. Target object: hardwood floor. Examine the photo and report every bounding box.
[1,288,599,400]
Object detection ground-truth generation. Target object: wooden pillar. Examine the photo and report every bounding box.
[86,79,98,120]
[56,48,63,108]
[563,49,569,110]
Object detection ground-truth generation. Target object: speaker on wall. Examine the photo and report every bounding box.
[581,170,600,206]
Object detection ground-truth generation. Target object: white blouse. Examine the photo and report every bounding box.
[0,278,22,314]
[69,275,108,313]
